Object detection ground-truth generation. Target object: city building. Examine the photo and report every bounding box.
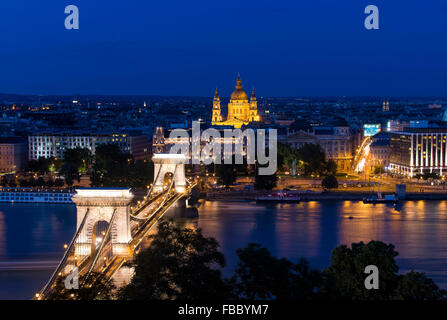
[211,75,260,128]
[0,137,28,173]
[389,127,447,177]
[369,132,390,169]
[287,118,354,172]
[28,132,150,161]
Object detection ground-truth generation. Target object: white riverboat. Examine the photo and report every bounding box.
[0,187,74,204]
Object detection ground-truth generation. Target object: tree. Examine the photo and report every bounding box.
[127,160,154,188]
[49,158,63,174]
[91,144,129,187]
[254,166,278,190]
[232,243,322,300]
[119,219,232,300]
[46,179,54,188]
[54,178,65,187]
[91,144,153,188]
[323,241,400,300]
[36,177,46,186]
[394,271,447,300]
[277,143,299,172]
[296,143,326,176]
[322,175,338,189]
[25,160,40,173]
[46,271,116,300]
[25,157,54,175]
[60,162,77,186]
[322,241,447,300]
[64,147,92,174]
[18,179,29,187]
[325,159,338,176]
[216,164,237,188]
[28,177,37,187]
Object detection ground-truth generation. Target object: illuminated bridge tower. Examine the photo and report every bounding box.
[152,154,187,194]
[73,188,134,257]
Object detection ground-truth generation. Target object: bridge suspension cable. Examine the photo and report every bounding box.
[85,208,117,278]
[39,208,90,298]
[128,164,163,220]
[145,164,163,199]
[129,164,178,221]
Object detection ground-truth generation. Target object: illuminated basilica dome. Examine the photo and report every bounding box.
[211,74,260,128]
[230,76,248,101]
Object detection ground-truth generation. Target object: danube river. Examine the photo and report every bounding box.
[1,200,447,299]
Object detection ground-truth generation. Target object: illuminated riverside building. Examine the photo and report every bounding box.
[369,132,390,168]
[28,132,150,161]
[152,125,284,163]
[389,127,447,177]
[211,75,261,128]
[287,118,354,172]
[152,126,249,161]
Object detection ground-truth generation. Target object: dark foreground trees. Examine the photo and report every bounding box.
[118,220,446,301]
[322,241,447,300]
[50,220,447,301]
[231,243,322,299]
[118,219,233,300]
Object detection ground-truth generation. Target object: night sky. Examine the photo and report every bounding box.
[1,0,447,97]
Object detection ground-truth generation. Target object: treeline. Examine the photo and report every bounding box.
[209,143,339,191]
[49,220,447,301]
[278,143,338,177]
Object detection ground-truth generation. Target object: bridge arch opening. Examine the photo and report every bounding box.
[91,220,109,253]
[163,172,174,189]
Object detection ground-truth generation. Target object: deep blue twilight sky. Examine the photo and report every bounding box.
[0,0,447,97]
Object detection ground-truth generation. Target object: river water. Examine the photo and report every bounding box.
[1,200,447,299]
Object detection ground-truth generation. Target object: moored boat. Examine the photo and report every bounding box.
[0,187,74,204]
[256,190,301,203]
[363,192,398,204]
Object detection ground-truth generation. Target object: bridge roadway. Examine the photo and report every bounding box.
[98,190,186,283]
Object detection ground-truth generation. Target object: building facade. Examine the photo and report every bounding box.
[28,133,150,161]
[287,120,354,172]
[389,128,447,176]
[369,140,390,168]
[0,137,28,173]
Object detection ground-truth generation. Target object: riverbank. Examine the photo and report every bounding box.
[206,190,447,201]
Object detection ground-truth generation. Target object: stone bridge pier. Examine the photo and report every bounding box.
[73,188,134,257]
[152,154,187,193]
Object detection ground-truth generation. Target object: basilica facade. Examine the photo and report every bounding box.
[211,75,260,128]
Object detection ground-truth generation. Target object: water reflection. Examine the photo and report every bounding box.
[194,200,447,288]
[0,203,76,299]
[2,200,447,299]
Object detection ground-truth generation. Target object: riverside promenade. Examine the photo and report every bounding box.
[206,190,447,201]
